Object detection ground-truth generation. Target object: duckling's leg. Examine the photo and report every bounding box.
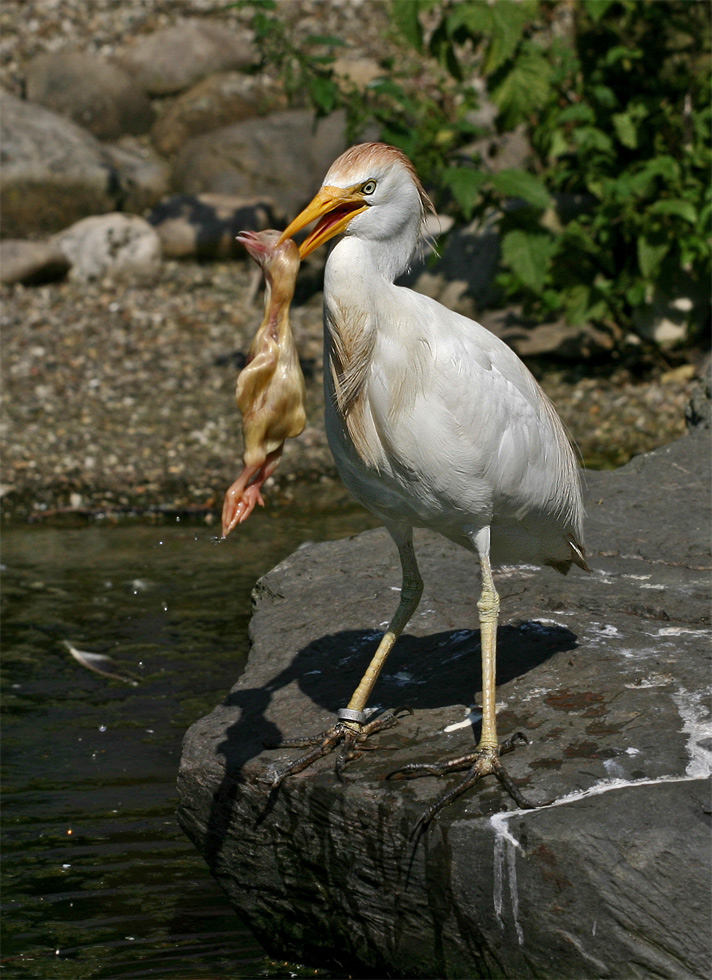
[222,449,285,536]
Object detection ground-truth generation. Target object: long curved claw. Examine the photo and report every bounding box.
[265,707,413,788]
[388,732,542,835]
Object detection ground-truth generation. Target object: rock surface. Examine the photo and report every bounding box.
[53,213,162,283]
[24,49,154,140]
[148,193,284,260]
[114,18,253,96]
[178,430,711,979]
[0,90,165,236]
[151,71,285,157]
[0,89,120,236]
[172,109,349,216]
[0,239,70,285]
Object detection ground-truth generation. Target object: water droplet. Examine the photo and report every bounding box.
[98,724,107,733]
[161,602,168,612]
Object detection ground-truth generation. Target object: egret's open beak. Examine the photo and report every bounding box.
[279,186,368,259]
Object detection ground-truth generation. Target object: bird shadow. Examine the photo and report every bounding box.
[199,620,577,863]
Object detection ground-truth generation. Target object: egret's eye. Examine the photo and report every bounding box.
[361,180,377,196]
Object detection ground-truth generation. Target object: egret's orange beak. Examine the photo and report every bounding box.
[279,186,368,259]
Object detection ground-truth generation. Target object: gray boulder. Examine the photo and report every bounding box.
[0,89,119,236]
[0,91,166,237]
[172,109,348,217]
[0,239,70,285]
[151,71,286,157]
[24,49,154,140]
[53,213,162,282]
[179,430,711,979]
[148,193,285,259]
[115,19,254,96]
[102,138,170,214]
[686,360,712,430]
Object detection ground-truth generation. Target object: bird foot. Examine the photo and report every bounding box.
[265,706,413,788]
[222,483,265,536]
[388,731,542,833]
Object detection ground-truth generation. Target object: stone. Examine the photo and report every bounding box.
[24,49,154,141]
[151,72,286,157]
[686,360,712,430]
[466,123,533,175]
[408,216,501,314]
[0,90,166,237]
[633,275,709,348]
[478,310,615,361]
[331,57,383,89]
[53,213,162,283]
[178,430,711,979]
[0,239,70,285]
[0,89,119,237]
[147,193,285,259]
[115,19,254,96]
[101,138,170,214]
[172,109,348,217]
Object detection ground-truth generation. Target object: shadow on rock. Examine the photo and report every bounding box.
[203,620,577,861]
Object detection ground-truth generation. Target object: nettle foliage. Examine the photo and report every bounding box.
[240,0,710,341]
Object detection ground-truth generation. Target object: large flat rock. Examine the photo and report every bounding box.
[178,430,711,979]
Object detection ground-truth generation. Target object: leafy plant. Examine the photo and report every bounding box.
[391,0,711,340]
[235,0,710,343]
[232,0,345,113]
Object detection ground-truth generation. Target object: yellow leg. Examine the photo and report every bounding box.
[476,543,500,752]
[269,531,422,786]
[345,535,423,715]
[387,525,538,826]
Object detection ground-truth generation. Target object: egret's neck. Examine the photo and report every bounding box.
[326,212,419,293]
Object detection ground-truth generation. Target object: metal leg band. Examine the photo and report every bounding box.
[337,708,368,724]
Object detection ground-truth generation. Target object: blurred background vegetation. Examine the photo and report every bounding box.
[239,0,710,349]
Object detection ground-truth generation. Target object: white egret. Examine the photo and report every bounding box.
[274,142,588,823]
[222,231,306,536]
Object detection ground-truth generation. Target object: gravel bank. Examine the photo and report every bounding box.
[0,0,700,523]
[1,258,697,523]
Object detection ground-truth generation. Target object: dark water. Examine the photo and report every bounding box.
[1,507,377,979]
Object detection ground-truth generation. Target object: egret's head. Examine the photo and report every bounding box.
[280,143,434,259]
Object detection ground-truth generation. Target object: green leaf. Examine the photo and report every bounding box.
[307,75,337,114]
[390,0,425,51]
[648,199,697,224]
[583,0,615,22]
[572,126,614,155]
[590,84,617,109]
[490,48,552,128]
[445,2,492,37]
[441,168,487,219]
[484,1,530,74]
[548,128,570,159]
[603,44,643,68]
[637,234,670,279]
[561,284,608,325]
[612,112,638,149]
[492,169,551,209]
[501,229,556,291]
[557,103,596,125]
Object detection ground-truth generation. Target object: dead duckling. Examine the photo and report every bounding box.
[222,230,306,537]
